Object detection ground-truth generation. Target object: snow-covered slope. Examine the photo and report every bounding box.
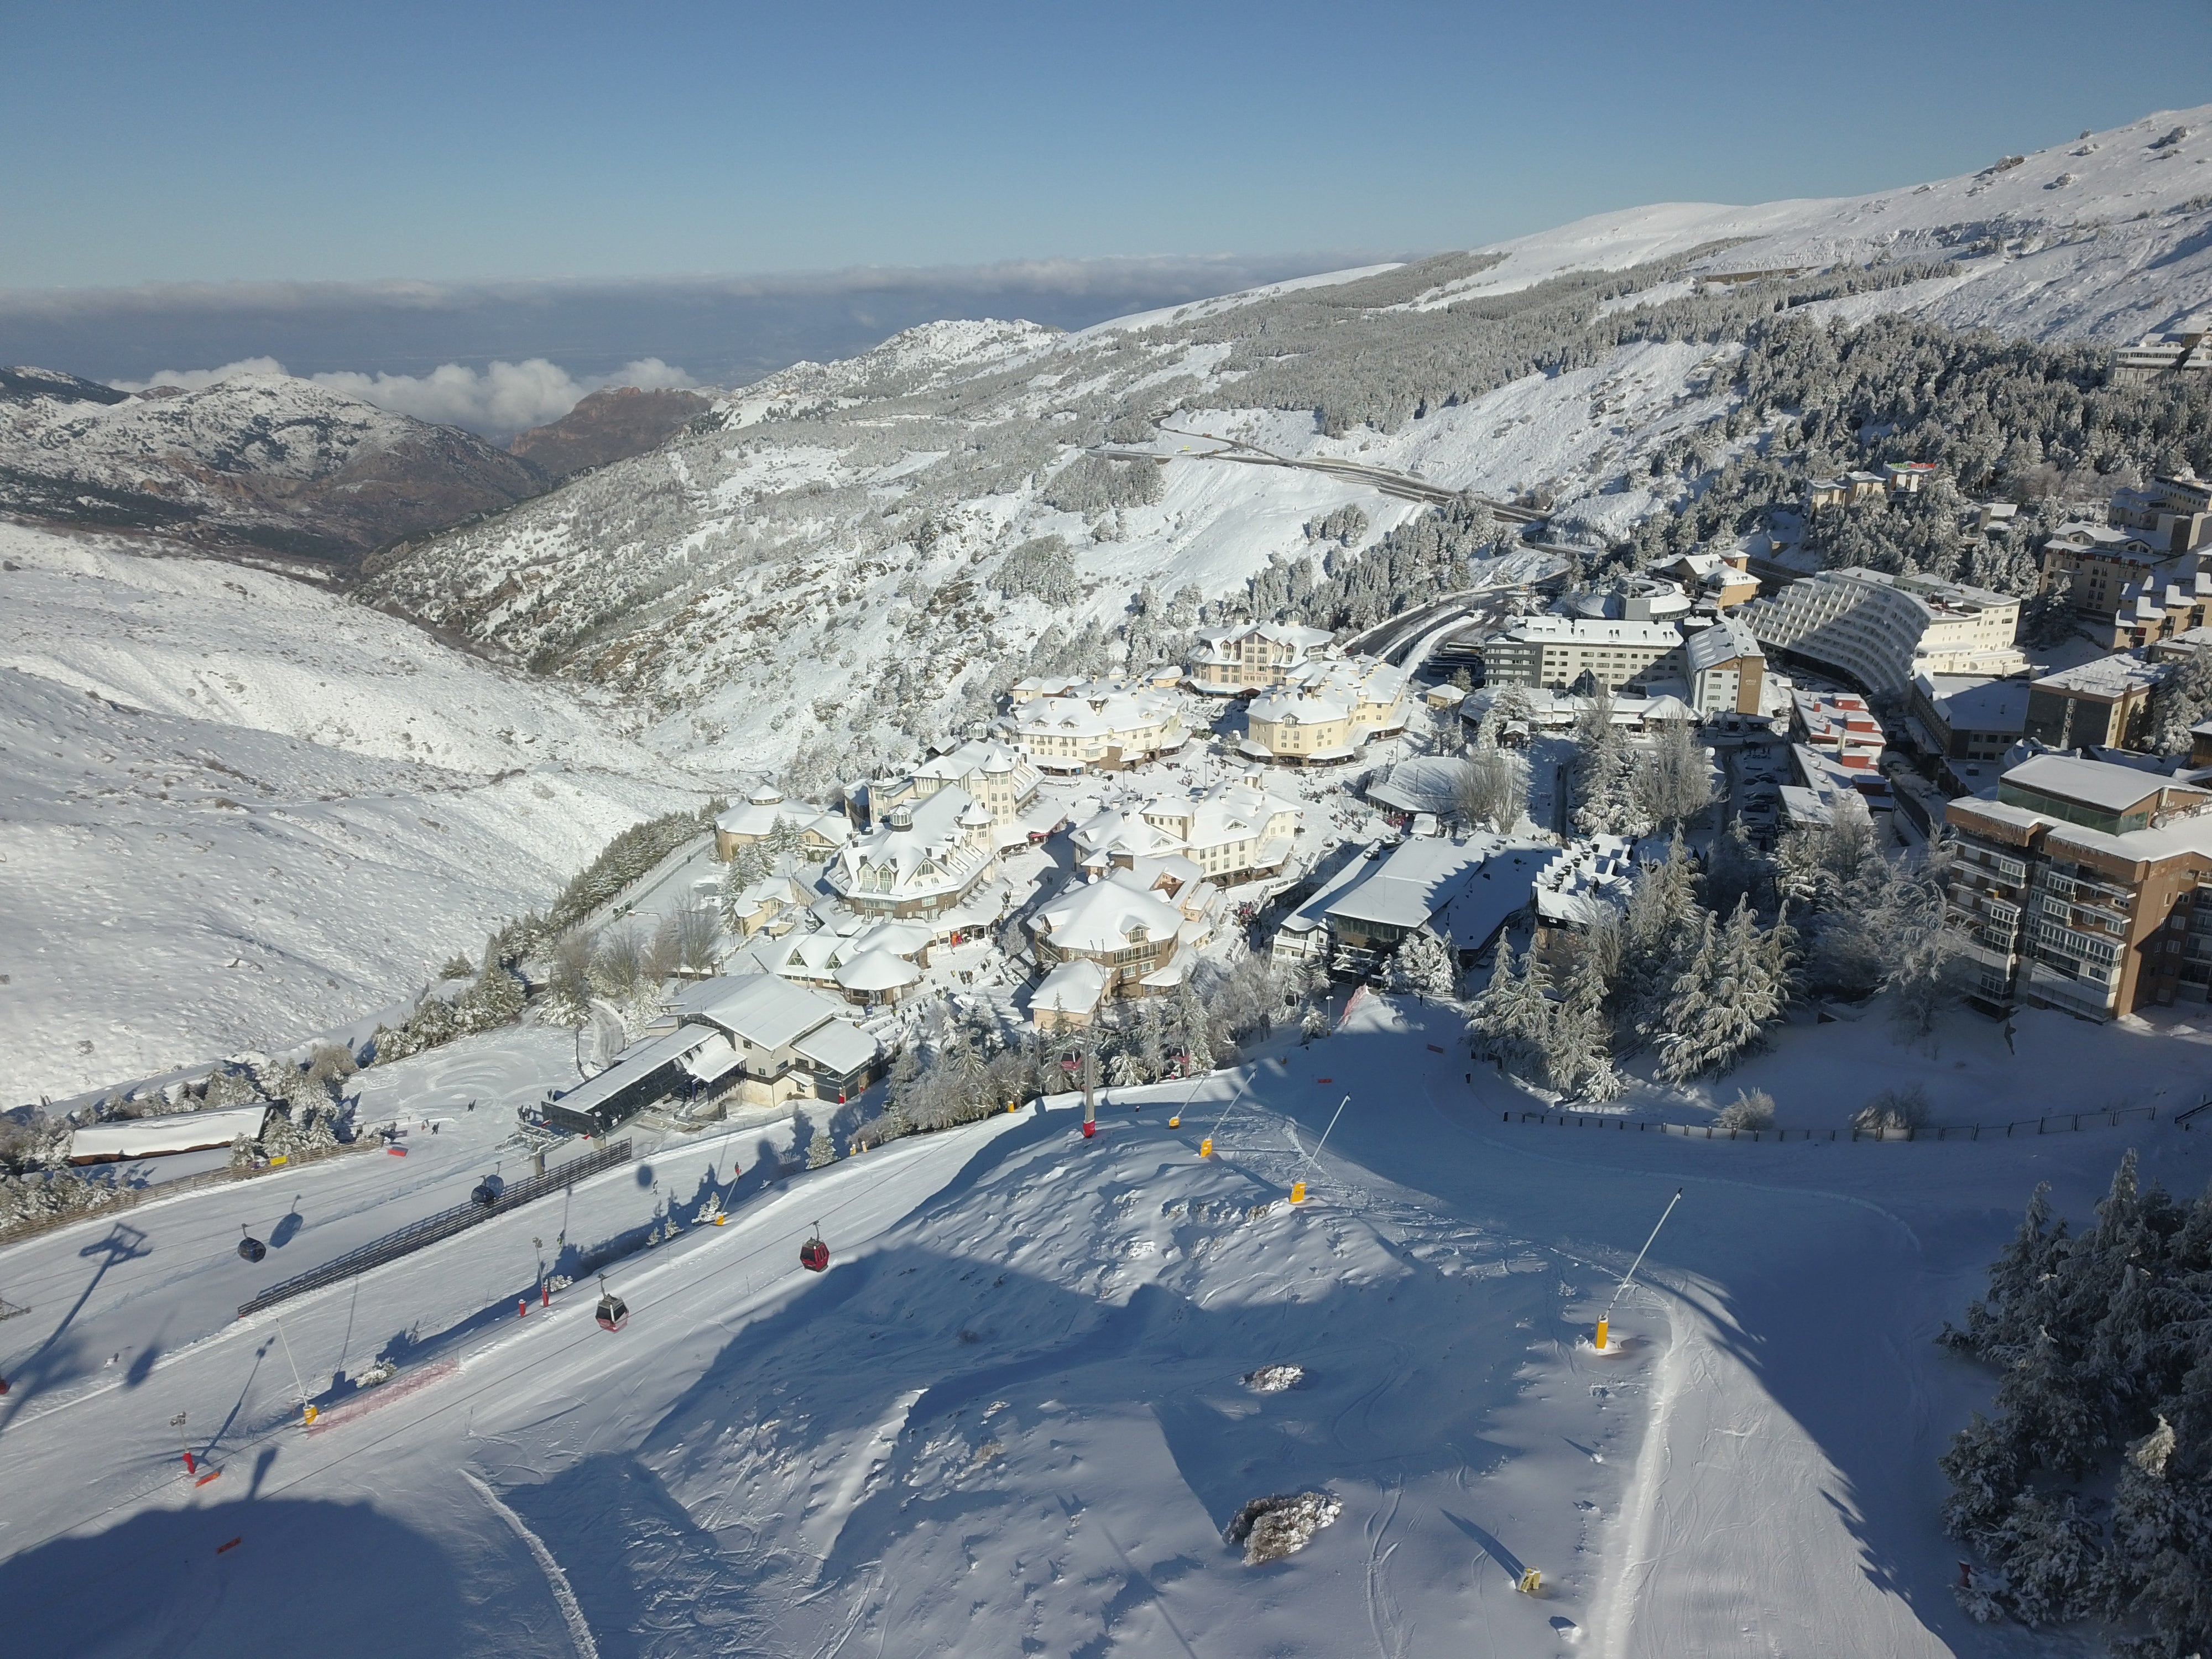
[359,106,2212,782]
[1433,107,2212,341]
[0,368,546,565]
[0,520,711,1099]
[5,997,2208,1656]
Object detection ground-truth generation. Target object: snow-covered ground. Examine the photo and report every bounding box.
[0,520,714,1099]
[5,995,2206,1656]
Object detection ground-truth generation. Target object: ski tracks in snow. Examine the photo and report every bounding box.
[464,1468,601,1659]
[1364,1477,1409,1659]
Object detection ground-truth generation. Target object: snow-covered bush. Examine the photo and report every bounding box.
[1242,1364,1306,1392]
[371,961,527,1064]
[1714,1089,1776,1133]
[1225,1490,1343,1564]
[1452,747,1527,832]
[1853,1085,1929,1139]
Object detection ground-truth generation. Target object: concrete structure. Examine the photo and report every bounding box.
[1187,621,1334,693]
[2023,653,2169,752]
[1530,836,1637,971]
[1564,575,1692,623]
[1241,656,1409,765]
[2107,470,2212,555]
[1736,567,2023,696]
[828,787,998,921]
[714,789,852,862]
[1479,616,1684,694]
[1130,777,1304,884]
[1944,756,2212,1018]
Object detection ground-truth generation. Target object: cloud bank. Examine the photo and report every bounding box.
[2,253,1374,435]
[112,356,695,438]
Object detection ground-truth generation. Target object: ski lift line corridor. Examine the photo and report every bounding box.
[0,1114,1024,1568]
[236,1141,633,1319]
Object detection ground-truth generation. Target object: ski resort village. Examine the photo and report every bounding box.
[11,101,2212,1659]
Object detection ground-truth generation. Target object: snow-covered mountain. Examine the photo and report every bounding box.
[0,519,712,1098]
[0,367,547,566]
[359,106,2212,783]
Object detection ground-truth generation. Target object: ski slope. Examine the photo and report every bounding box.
[5,995,2208,1656]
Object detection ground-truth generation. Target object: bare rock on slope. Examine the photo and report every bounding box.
[0,367,547,568]
[507,385,712,482]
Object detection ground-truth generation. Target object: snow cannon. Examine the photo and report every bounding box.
[1594,1317,1608,1352]
[1290,1181,1307,1203]
[300,1404,318,1427]
[1518,1568,1542,1595]
[1082,1120,1096,1140]
[237,1227,267,1264]
[1199,1137,1213,1159]
[1168,1114,1180,1128]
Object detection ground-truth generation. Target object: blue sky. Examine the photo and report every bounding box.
[6,0,2208,290]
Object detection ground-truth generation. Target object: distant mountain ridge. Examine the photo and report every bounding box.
[0,369,548,567]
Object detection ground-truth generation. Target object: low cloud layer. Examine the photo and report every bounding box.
[2,253,1372,435]
[112,356,694,438]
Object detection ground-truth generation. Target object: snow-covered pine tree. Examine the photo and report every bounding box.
[806,1129,838,1168]
[1618,833,1698,1045]
[1468,941,1552,1079]
[1545,950,1614,1098]
[1175,976,1215,1072]
[1392,928,1459,1000]
[1656,899,1783,1084]
[1572,688,1650,837]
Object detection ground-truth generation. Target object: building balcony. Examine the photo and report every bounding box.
[2024,959,2120,1019]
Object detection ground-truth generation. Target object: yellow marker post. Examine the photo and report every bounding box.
[1168,1114,1181,1129]
[1594,1317,1609,1352]
[1518,1568,1542,1595]
[1290,1180,1306,1204]
[301,1404,317,1427]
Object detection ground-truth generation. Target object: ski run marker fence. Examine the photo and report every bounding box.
[237,1140,632,1318]
[1505,1106,2158,1142]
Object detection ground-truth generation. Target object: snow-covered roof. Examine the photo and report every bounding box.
[834,948,922,992]
[1684,615,1761,674]
[67,1102,272,1163]
[2031,651,2168,698]
[552,1022,727,1120]
[2001,753,2185,814]
[1034,871,1185,954]
[1325,833,1545,932]
[791,1019,881,1078]
[1366,756,1467,816]
[1032,958,1108,1014]
[1496,615,1684,650]
[670,975,847,1052]
[1533,836,1638,928]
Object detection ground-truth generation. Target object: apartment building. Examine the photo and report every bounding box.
[1944,754,2212,1018]
[2111,331,2212,385]
[827,787,998,921]
[1905,672,2031,774]
[1013,687,1188,774]
[1479,616,1685,693]
[866,739,1040,834]
[1187,620,1335,693]
[2022,652,2168,750]
[1736,566,2024,696]
[1681,616,1766,716]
